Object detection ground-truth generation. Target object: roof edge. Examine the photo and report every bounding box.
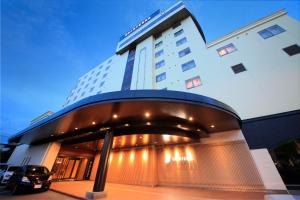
[206,9,287,48]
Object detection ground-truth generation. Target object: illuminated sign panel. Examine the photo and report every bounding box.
[119,10,160,41]
[116,2,185,53]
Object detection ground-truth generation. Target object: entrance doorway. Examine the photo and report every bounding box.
[52,156,93,181]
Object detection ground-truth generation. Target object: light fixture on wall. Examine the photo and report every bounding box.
[113,114,118,119]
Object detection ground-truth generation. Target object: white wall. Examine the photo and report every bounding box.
[7,142,61,170]
[251,149,287,191]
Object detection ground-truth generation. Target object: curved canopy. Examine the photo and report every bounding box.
[9,90,241,145]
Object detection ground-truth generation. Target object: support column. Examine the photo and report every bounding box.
[86,131,114,199]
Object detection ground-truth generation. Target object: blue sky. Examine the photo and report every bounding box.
[1,0,300,143]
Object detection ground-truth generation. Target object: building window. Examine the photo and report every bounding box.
[176,37,187,46]
[185,76,201,89]
[85,84,89,88]
[258,24,285,39]
[161,87,167,90]
[105,66,110,70]
[73,96,77,101]
[155,50,164,58]
[231,63,246,74]
[91,70,94,74]
[181,60,196,72]
[99,65,103,69]
[81,81,85,86]
[217,43,237,57]
[108,59,112,63]
[283,44,300,56]
[154,32,162,40]
[81,92,85,97]
[96,72,100,76]
[156,72,166,82]
[174,29,184,37]
[103,73,107,78]
[77,88,81,93]
[155,41,163,48]
[155,60,165,69]
[90,87,94,92]
[97,91,102,94]
[172,22,181,29]
[88,77,92,81]
[100,81,105,87]
[178,47,191,57]
[93,79,97,84]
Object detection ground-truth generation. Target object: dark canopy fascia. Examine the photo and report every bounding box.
[9,90,241,145]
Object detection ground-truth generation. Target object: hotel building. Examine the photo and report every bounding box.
[7,1,300,196]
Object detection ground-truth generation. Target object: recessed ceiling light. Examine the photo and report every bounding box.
[124,123,129,127]
[113,114,118,119]
[145,112,150,117]
[210,124,215,128]
[50,134,54,137]
[146,122,151,125]
[189,117,193,121]
[92,121,96,125]
[177,124,181,128]
[196,129,201,132]
[75,127,78,130]
[139,136,143,139]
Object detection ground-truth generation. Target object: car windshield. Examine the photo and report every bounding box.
[25,166,49,174]
[8,166,21,171]
[0,164,8,171]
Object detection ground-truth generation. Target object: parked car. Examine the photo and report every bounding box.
[7,165,52,194]
[0,163,9,182]
[1,166,21,185]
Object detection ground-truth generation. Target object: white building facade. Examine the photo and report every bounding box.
[8,1,300,193]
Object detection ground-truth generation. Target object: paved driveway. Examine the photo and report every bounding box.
[0,186,76,200]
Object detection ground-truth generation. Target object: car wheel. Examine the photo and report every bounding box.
[11,185,19,195]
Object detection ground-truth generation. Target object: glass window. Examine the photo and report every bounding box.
[103,73,107,78]
[231,63,246,74]
[181,60,196,72]
[99,65,103,69]
[178,47,191,57]
[217,43,237,57]
[85,84,89,88]
[161,87,167,90]
[81,81,85,86]
[185,76,201,89]
[90,87,94,92]
[155,41,163,48]
[100,81,105,87]
[97,91,102,94]
[88,77,92,81]
[155,60,165,69]
[156,72,166,82]
[258,24,285,39]
[73,96,77,101]
[283,44,300,56]
[93,79,97,84]
[176,37,187,46]
[96,72,100,76]
[81,92,85,97]
[172,22,181,29]
[174,29,184,37]
[91,70,94,74]
[108,59,112,63]
[105,66,110,70]
[155,50,164,58]
[77,88,81,93]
